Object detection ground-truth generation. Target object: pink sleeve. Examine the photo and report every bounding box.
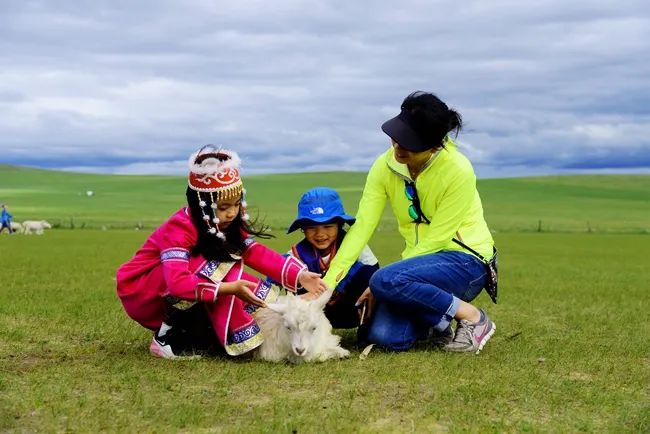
[242,238,307,292]
[159,213,219,302]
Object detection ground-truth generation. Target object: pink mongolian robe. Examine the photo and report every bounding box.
[116,208,306,356]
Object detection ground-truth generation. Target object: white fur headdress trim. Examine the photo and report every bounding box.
[188,146,242,174]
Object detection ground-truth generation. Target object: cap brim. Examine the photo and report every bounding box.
[381,115,429,152]
[287,215,356,234]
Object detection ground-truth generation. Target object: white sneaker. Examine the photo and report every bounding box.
[149,335,179,359]
[149,322,200,360]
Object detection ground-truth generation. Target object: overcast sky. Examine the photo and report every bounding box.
[1,0,649,178]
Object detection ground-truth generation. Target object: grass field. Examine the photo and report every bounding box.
[1,165,649,233]
[1,167,649,432]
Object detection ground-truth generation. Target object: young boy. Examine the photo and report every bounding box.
[287,188,379,331]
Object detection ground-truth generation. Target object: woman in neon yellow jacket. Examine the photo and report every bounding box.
[322,91,496,354]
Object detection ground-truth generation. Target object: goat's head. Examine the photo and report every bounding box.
[42,221,52,229]
[266,289,332,358]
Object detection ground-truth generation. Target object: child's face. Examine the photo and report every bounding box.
[303,223,339,253]
[216,197,241,229]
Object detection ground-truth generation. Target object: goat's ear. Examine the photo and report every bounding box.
[313,288,334,310]
[265,302,287,314]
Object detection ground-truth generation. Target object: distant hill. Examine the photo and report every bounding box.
[0,165,648,233]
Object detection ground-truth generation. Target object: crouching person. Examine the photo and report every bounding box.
[287,188,379,345]
[322,91,497,354]
[116,146,326,359]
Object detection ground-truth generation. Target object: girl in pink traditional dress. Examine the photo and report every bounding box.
[116,146,326,359]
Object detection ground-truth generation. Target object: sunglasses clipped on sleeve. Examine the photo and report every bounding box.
[404,181,430,224]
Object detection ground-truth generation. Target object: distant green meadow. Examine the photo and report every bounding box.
[1,165,649,233]
[1,166,649,432]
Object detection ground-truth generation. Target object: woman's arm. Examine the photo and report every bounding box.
[323,157,387,288]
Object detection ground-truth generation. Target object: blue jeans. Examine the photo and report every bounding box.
[367,251,487,351]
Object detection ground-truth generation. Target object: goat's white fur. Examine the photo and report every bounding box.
[22,220,51,235]
[254,288,350,363]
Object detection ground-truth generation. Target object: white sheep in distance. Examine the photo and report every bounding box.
[254,288,350,363]
[22,220,52,235]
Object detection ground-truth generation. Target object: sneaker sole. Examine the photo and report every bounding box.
[474,321,496,355]
[149,338,201,360]
[150,338,178,359]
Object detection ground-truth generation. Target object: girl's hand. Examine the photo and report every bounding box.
[220,280,267,308]
[298,270,327,296]
[355,287,375,323]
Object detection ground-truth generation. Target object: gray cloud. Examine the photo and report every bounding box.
[1,0,649,177]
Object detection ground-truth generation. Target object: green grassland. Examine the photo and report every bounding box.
[1,167,649,432]
[1,231,648,432]
[1,165,649,233]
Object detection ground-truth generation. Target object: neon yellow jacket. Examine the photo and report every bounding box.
[323,139,494,288]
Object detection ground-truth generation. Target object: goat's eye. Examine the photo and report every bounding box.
[310,326,317,332]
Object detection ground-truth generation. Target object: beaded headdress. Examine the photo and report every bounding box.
[188,145,249,239]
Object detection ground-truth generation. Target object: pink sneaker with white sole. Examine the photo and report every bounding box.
[149,322,200,360]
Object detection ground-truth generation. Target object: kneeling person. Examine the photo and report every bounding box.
[288,188,379,332]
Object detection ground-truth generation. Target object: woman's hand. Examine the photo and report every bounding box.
[355,287,375,324]
[220,280,267,308]
[298,270,327,296]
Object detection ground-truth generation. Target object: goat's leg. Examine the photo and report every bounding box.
[313,345,349,361]
[332,346,350,359]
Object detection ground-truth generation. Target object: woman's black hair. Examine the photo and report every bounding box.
[186,187,272,262]
[401,91,463,149]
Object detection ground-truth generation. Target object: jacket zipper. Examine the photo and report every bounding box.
[414,179,419,245]
[385,164,423,246]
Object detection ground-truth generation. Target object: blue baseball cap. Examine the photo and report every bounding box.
[287,187,356,233]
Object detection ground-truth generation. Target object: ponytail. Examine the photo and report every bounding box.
[447,108,463,138]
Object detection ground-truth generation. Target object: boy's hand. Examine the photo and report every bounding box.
[220,280,267,308]
[299,291,320,301]
[355,287,375,323]
[298,270,327,296]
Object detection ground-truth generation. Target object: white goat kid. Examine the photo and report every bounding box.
[22,220,52,235]
[254,289,350,363]
[9,222,23,233]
